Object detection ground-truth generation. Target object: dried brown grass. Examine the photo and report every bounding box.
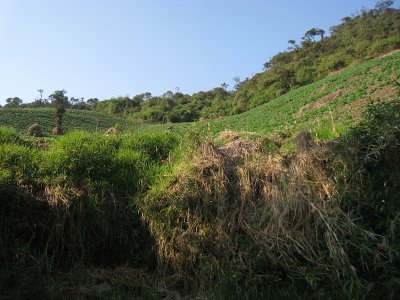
[143,131,378,290]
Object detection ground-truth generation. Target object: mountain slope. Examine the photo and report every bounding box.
[209,50,400,139]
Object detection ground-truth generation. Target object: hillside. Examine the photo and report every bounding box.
[1,50,399,141]
[209,50,400,139]
[90,5,399,123]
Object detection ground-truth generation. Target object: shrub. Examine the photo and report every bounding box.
[0,143,41,186]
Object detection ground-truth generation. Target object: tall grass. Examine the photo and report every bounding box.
[0,130,180,298]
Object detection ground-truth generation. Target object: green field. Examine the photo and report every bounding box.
[0,107,174,135]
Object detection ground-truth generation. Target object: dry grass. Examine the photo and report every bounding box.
[142,131,382,292]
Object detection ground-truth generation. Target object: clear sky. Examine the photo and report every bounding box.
[0,0,396,105]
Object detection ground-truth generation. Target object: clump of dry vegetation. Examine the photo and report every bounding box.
[104,126,123,135]
[141,98,400,297]
[27,123,43,137]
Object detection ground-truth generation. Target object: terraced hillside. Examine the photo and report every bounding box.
[209,50,400,139]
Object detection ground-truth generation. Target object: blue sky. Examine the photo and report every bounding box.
[0,0,394,104]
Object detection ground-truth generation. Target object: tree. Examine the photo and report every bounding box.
[37,89,44,100]
[303,28,325,43]
[49,89,68,134]
[162,91,174,99]
[316,28,325,40]
[287,39,298,50]
[374,0,393,13]
[220,82,229,91]
[86,98,99,109]
[233,76,242,91]
[5,97,23,108]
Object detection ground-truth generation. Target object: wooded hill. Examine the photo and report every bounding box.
[94,3,399,122]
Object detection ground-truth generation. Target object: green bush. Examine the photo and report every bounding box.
[368,35,400,55]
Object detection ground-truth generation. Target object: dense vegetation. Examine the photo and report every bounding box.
[1,94,400,298]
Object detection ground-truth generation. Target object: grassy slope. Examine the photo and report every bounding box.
[209,50,400,139]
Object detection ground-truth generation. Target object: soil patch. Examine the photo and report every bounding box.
[298,86,354,116]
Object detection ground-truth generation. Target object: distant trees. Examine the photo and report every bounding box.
[86,98,99,109]
[4,97,23,108]
[287,40,299,51]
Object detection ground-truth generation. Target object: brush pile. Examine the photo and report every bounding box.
[143,102,400,297]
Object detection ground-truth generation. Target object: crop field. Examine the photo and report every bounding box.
[0,108,165,135]
[209,50,400,139]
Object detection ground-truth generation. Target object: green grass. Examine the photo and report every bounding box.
[207,50,400,140]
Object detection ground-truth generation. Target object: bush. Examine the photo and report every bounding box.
[0,143,41,186]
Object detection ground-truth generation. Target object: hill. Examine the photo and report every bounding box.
[209,50,400,140]
[91,5,399,123]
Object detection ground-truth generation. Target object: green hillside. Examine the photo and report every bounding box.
[209,50,400,139]
[90,6,399,123]
[1,50,399,141]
